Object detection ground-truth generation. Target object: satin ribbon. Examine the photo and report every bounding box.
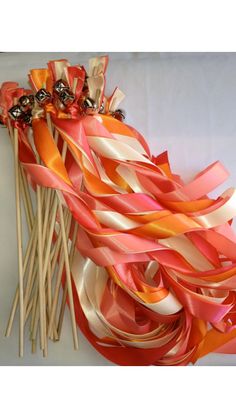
[2,57,236,366]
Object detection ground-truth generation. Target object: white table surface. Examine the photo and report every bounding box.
[1,52,236,365]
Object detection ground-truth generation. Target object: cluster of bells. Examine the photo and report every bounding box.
[8,78,125,125]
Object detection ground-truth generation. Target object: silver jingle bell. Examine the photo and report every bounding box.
[53,79,69,95]
[35,88,52,105]
[8,105,24,120]
[82,97,98,114]
[58,89,75,106]
[22,111,32,126]
[112,109,126,122]
[19,95,33,111]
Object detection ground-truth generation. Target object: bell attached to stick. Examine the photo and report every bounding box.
[58,89,75,106]
[35,89,52,105]
[82,97,98,114]
[53,79,69,96]
[8,105,24,120]
[19,95,34,112]
[22,111,32,126]
[112,109,126,122]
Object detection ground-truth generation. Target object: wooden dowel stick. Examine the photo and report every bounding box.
[52,137,78,346]
[31,303,39,341]
[36,182,46,351]
[5,188,48,337]
[5,288,19,338]
[42,196,58,282]
[44,222,59,341]
[24,239,38,310]
[46,256,52,325]
[23,218,37,271]
[47,213,71,338]
[57,219,78,337]
[50,234,62,278]
[30,285,38,336]
[29,188,48,348]
[25,298,33,324]
[5,118,36,338]
[31,339,37,354]
[32,284,58,343]
[58,201,78,349]
[13,126,24,357]
[5,231,38,338]
[47,253,65,339]
[42,188,52,246]
[7,120,34,232]
[20,166,34,226]
[19,172,32,234]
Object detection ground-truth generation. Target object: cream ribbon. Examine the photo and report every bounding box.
[72,250,183,347]
[194,188,236,227]
[87,135,154,164]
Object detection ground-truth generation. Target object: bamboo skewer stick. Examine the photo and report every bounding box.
[30,283,39,338]
[5,292,19,338]
[27,187,47,353]
[5,188,46,338]
[5,102,55,356]
[20,166,34,226]
[42,197,58,283]
[25,299,34,324]
[31,303,39,343]
[19,172,32,234]
[47,213,71,338]
[55,73,79,335]
[36,177,46,351]
[57,220,79,337]
[8,109,33,351]
[7,121,34,232]
[24,239,38,311]
[50,231,63,279]
[45,183,79,346]
[4,119,38,339]
[4,76,82,356]
[23,218,37,270]
[13,125,24,357]
[42,188,52,245]
[36,188,59,338]
[46,263,52,320]
[56,80,79,339]
[29,200,63,344]
[58,201,78,349]
[42,111,78,346]
[5,233,37,338]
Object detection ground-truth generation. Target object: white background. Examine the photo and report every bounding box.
[1,52,236,365]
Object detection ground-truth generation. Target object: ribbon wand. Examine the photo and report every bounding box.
[8,100,25,357]
[31,78,79,350]
[4,116,35,339]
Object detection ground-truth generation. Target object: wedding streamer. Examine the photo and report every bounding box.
[1,55,236,365]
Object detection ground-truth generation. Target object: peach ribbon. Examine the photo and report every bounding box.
[2,59,236,365]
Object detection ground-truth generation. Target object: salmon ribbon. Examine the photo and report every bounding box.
[2,55,236,365]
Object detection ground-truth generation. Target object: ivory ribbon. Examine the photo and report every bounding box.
[2,57,236,366]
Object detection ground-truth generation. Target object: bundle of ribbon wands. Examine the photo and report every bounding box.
[2,55,236,365]
[0,56,124,357]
